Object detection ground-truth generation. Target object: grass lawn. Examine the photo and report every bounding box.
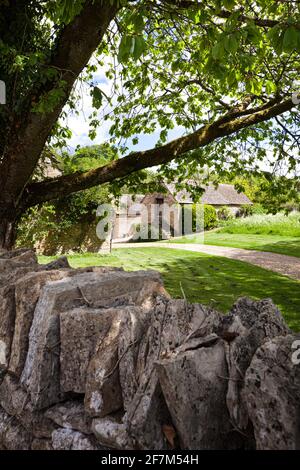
[40,247,300,331]
[168,232,300,258]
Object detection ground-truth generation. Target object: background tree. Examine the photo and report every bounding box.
[0,0,299,249]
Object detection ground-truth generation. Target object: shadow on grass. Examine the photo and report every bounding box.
[40,247,300,332]
[252,239,300,258]
[154,252,300,332]
[203,233,300,258]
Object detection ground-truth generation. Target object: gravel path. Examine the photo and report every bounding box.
[113,242,300,281]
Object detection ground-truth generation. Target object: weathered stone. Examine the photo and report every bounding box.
[244,334,300,450]
[0,248,36,260]
[0,374,57,438]
[157,335,234,449]
[60,307,118,394]
[124,299,180,449]
[0,251,37,275]
[0,251,298,452]
[22,270,165,410]
[125,370,172,450]
[124,298,207,450]
[31,438,53,450]
[41,256,71,271]
[92,414,134,450]
[223,298,289,430]
[118,307,151,410]
[0,406,31,450]
[0,265,37,289]
[0,285,15,370]
[45,401,92,435]
[0,263,40,370]
[84,310,126,417]
[52,428,101,450]
[9,270,73,377]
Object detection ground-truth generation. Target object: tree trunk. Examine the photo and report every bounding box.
[0,217,17,250]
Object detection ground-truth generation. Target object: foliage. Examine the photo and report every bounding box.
[17,204,57,248]
[219,212,300,237]
[236,203,266,217]
[2,1,300,178]
[203,204,218,230]
[16,143,166,249]
[17,144,115,248]
[250,203,266,215]
[186,203,218,231]
[39,248,300,331]
[1,0,300,250]
[99,0,300,188]
[217,206,233,221]
[217,174,300,214]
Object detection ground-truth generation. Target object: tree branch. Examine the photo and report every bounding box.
[0,0,119,206]
[163,1,282,28]
[22,98,295,208]
[215,9,280,28]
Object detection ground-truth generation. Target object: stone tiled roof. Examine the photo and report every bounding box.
[116,183,252,213]
[201,184,252,205]
[166,183,252,205]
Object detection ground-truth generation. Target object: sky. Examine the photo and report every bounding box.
[61,60,184,155]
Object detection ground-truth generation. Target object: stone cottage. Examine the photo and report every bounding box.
[113,183,252,240]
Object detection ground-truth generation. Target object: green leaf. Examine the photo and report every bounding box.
[91,86,103,109]
[118,35,134,63]
[131,13,145,33]
[245,23,262,45]
[223,0,236,10]
[283,26,299,52]
[224,35,238,53]
[248,79,262,95]
[267,26,284,54]
[212,42,224,60]
[133,36,146,60]
[265,80,276,94]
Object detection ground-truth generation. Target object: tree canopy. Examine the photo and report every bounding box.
[0,0,299,248]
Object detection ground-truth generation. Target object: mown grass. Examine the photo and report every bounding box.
[169,233,300,258]
[166,212,300,257]
[40,247,300,331]
[205,233,300,258]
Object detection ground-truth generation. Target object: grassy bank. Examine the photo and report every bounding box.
[40,247,300,331]
[167,212,300,257]
[218,212,300,237]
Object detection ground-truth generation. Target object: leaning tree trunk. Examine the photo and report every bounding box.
[0,1,119,251]
[0,200,18,250]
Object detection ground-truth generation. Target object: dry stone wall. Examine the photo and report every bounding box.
[0,248,299,450]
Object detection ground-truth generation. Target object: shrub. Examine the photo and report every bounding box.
[252,203,266,215]
[133,223,170,241]
[217,206,233,221]
[203,204,218,230]
[236,203,266,218]
[236,204,253,218]
[184,204,218,232]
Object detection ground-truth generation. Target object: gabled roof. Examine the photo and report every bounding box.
[201,184,252,205]
[116,183,252,213]
[165,183,252,205]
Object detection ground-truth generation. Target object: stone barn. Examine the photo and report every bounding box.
[113,183,252,240]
